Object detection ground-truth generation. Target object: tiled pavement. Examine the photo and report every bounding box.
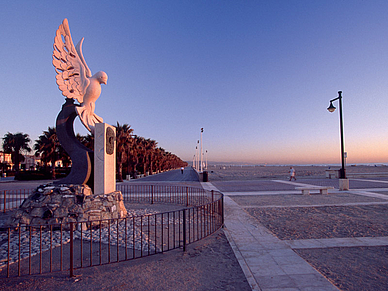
[202,179,388,291]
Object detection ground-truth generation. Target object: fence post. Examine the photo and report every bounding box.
[186,187,189,207]
[7,228,10,277]
[3,191,6,213]
[151,185,154,204]
[221,196,224,228]
[183,209,187,252]
[211,190,214,202]
[69,222,74,277]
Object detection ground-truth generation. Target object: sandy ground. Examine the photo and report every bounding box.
[217,166,388,291]
[2,165,388,290]
[0,201,250,291]
[207,164,388,181]
[245,204,388,291]
[0,230,251,291]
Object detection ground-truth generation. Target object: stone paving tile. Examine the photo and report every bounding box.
[284,239,327,249]
[291,273,339,290]
[221,195,338,290]
[202,181,388,290]
[280,262,318,275]
[269,251,307,266]
[257,274,298,289]
[357,236,388,245]
[249,264,287,277]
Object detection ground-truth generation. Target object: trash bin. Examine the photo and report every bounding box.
[203,171,208,182]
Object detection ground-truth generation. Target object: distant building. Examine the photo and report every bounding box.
[21,155,41,170]
[0,151,12,173]
[0,151,12,164]
[0,151,64,172]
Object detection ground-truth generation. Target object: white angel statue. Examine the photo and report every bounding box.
[53,19,108,134]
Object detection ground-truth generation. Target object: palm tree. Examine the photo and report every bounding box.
[144,138,157,175]
[2,132,31,172]
[116,122,134,182]
[34,127,60,179]
[77,133,94,151]
[154,147,166,173]
[127,135,143,178]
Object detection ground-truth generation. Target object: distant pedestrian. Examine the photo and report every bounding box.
[181,167,184,174]
[289,167,296,181]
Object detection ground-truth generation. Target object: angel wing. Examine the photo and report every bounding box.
[52,19,91,104]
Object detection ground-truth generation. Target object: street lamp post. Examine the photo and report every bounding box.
[327,91,349,190]
[196,140,199,170]
[200,128,203,172]
[205,150,208,170]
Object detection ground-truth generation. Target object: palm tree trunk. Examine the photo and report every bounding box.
[51,158,56,179]
[118,163,123,182]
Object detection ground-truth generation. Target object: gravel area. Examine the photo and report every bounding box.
[0,230,251,291]
[208,165,388,182]
[0,200,250,290]
[3,167,388,290]
[212,180,296,192]
[243,201,388,290]
[296,246,388,291]
[230,193,387,207]
[246,204,388,240]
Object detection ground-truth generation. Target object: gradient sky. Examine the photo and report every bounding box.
[1,1,388,165]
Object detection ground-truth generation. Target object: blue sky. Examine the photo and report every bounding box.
[1,1,388,164]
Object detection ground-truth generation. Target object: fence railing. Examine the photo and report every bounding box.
[1,189,33,213]
[0,184,223,278]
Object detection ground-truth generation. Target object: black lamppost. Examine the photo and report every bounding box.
[327,91,346,179]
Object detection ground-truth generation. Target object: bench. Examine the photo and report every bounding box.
[295,186,334,195]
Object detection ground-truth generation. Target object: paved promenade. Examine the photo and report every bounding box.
[2,171,387,290]
[202,178,388,291]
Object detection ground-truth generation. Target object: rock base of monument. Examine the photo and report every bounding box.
[9,184,127,229]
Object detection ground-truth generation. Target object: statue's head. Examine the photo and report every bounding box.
[94,71,108,85]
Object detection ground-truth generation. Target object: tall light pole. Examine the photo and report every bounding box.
[327,91,348,189]
[195,146,197,170]
[200,128,203,172]
[196,140,199,170]
[205,150,208,170]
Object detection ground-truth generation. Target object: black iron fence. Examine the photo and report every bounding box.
[0,184,223,278]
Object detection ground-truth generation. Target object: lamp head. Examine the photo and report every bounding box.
[327,102,336,112]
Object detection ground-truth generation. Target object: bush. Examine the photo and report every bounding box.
[15,171,52,181]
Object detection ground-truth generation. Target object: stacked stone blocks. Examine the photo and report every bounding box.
[11,184,127,229]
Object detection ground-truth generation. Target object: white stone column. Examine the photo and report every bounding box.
[339,178,349,191]
[94,123,116,195]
